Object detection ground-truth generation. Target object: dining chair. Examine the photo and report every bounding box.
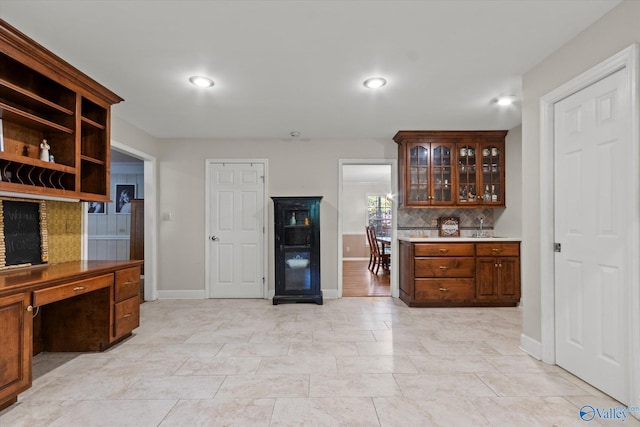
[366,226,390,275]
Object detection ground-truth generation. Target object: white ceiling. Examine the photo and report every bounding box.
[0,0,621,141]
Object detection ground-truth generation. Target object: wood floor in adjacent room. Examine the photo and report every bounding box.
[342,260,390,297]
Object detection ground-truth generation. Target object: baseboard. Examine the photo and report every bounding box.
[343,257,369,261]
[157,290,206,299]
[520,333,543,361]
[159,289,340,301]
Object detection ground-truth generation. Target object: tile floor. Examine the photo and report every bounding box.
[1,297,638,426]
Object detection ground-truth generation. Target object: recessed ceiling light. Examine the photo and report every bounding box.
[189,76,214,88]
[496,95,516,106]
[363,77,387,89]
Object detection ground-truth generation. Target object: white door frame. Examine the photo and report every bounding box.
[540,44,640,409]
[204,159,269,299]
[337,159,398,298]
[90,139,158,301]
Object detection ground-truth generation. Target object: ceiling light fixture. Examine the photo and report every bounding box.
[189,76,214,88]
[496,95,516,106]
[363,77,387,89]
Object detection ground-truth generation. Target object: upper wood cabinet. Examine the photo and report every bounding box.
[0,19,123,201]
[394,130,508,208]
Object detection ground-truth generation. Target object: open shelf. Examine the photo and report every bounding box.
[0,19,123,201]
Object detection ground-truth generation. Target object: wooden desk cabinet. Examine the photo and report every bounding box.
[0,260,142,410]
[399,240,520,307]
[0,292,32,410]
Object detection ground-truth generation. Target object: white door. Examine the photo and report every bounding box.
[207,162,265,298]
[554,68,629,403]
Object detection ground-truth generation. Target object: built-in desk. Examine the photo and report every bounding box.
[0,260,143,410]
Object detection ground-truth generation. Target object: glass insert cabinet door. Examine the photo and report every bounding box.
[408,143,429,203]
[406,141,454,205]
[430,143,454,204]
[272,196,322,305]
[458,142,478,204]
[479,142,504,204]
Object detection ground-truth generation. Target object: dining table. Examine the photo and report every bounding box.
[376,236,392,254]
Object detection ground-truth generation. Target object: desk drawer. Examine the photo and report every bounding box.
[33,274,113,306]
[113,296,140,338]
[414,243,475,257]
[476,243,519,257]
[114,267,140,302]
[415,279,475,300]
[414,257,475,278]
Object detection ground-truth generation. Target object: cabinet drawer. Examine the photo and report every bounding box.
[114,267,140,302]
[33,274,113,306]
[414,258,475,278]
[414,243,475,257]
[476,243,519,257]
[113,296,140,338]
[415,279,475,300]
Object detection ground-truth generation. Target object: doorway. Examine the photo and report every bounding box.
[540,45,640,409]
[338,161,397,297]
[83,140,158,301]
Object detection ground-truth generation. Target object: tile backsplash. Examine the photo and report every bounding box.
[398,208,494,237]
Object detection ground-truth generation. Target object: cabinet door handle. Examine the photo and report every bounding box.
[439,266,449,270]
[124,281,133,286]
[439,287,448,292]
[26,305,33,312]
[73,286,86,291]
[123,313,133,318]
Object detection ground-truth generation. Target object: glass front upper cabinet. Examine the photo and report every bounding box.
[394,131,507,208]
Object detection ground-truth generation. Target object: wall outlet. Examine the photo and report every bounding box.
[118,228,126,234]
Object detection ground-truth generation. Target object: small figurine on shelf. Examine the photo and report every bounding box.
[39,139,50,162]
[290,212,296,225]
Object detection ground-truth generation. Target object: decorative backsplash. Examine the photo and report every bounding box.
[398,207,494,237]
[44,200,82,263]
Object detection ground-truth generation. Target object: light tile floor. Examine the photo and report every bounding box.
[1,297,638,426]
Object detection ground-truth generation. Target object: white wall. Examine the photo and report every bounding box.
[494,125,522,238]
[521,0,640,343]
[156,138,396,293]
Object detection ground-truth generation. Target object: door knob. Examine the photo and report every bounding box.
[210,235,219,241]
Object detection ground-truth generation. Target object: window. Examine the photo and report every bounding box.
[367,194,392,237]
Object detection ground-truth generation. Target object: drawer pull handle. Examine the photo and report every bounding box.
[439,287,448,292]
[439,266,449,270]
[438,248,449,253]
[123,313,133,318]
[124,281,134,285]
[73,286,86,291]
[492,248,502,253]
